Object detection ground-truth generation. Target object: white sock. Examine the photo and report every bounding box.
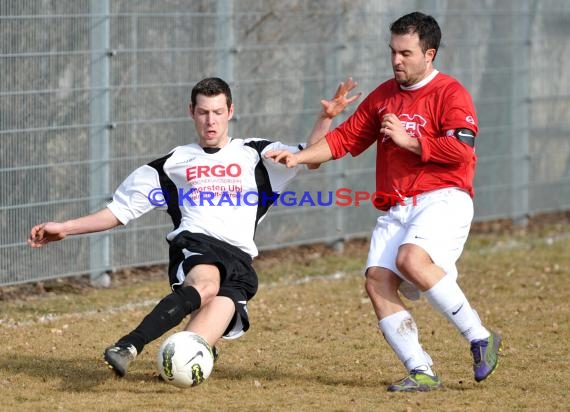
[379,310,435,376]
[424,275,490,342]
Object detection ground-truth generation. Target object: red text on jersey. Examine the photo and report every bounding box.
[186,163,242,181]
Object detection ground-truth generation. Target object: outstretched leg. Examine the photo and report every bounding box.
[365,266,442,392]
[104,263,221,377]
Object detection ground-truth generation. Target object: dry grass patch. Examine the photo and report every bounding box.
[1,221,569,411]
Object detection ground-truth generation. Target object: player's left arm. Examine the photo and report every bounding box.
[416,127,476,164]
[380,111,476,164]
[413,84,478,164]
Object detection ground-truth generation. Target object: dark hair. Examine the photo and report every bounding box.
[390,12,441,60]
[190,77,232,110]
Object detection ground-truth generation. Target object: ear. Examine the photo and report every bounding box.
[228,103,234,121]
[425,48,436,63]
[188,104,194,118]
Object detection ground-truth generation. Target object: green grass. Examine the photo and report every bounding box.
[1,225,569,411]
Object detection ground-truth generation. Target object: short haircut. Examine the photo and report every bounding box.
[390,12,441,60]
[191,77,232,110]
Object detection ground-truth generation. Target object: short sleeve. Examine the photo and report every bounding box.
[107,165,163,224]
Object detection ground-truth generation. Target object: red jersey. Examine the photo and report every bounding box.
[326,71,478,210]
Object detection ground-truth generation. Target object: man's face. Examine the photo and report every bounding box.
[390,32,435,87]
[190,94,234,148]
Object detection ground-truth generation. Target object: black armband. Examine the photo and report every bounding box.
[454,128,476,147]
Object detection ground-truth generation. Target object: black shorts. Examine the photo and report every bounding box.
[167,231,258,339]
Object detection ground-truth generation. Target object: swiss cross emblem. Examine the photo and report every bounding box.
[399,114,427,138]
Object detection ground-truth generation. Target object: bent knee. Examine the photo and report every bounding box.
[183,279,219,306]
[396,244,430,275]
[364,267,400,296]
[195,282,220,306]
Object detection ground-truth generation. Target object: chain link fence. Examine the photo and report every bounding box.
[1,0,569,286]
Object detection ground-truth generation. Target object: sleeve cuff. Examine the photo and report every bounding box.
[417,136,430,162]
[106,202,130,225]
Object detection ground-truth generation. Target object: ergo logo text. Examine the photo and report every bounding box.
[186,163,242,181]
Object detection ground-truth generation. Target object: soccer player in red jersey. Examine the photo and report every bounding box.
[266,12,502,391]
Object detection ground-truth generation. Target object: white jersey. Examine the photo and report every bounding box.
[107,138,304,257]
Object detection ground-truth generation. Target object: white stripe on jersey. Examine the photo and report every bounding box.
[182,250,203,258]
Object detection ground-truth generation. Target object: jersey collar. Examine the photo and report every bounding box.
[201,136,232,154]
[400,69,439,91]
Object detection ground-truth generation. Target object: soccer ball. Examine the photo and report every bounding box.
[156,331,214,388]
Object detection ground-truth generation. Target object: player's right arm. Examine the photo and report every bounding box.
[29,162,163,248]
[267,77,361,168]
[307,78,361,146]
[28,208,122,248]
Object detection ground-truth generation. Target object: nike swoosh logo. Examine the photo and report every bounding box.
[185,350,204,366]
[183,250,203,258]
[452,303,464,315]
[457,131,472,138]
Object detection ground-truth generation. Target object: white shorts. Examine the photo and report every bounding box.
[365,188,474,300]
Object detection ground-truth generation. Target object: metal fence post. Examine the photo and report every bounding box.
[89,0,111,287]
[328,5,345,251]
[216,0,234,78]
[216,0,235,133]
[511,0,532,225]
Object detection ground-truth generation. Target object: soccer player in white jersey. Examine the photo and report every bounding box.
[267,12,502,392]
[28,77,360,378]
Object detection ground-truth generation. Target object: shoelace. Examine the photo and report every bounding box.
[409,367,429,376]
[110,345,136,358]
[470,339,488,364]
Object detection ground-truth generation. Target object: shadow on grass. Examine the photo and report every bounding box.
[0,353,485,394]
[0,354,391,392]
[0,355,387,392]
[210,362,388,388]
[0,353,162,392]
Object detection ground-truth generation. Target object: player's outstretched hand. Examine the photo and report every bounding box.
[321,77,362,119]
[28,222,67,248]
[264,150,299,168]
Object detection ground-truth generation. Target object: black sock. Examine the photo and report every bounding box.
[117,286,201,354]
